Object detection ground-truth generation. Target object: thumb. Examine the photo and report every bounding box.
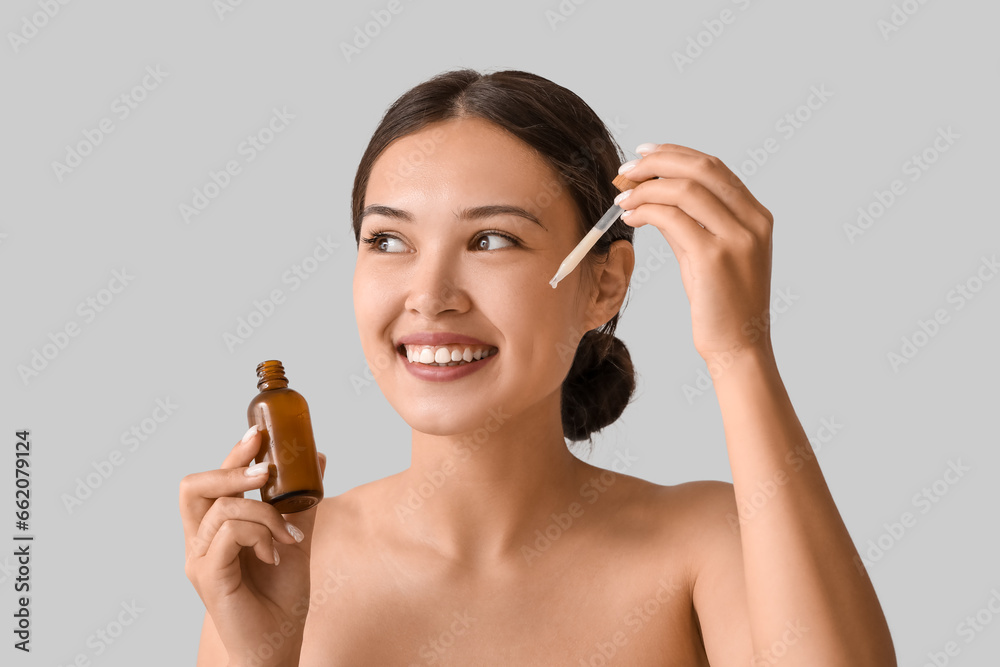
[317,452,327,478]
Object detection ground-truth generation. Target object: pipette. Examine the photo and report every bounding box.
[549,173,640,288]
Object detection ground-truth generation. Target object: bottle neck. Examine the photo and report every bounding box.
[256,360,289,391]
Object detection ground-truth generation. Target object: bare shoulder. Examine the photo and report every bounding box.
[315,469,738,558]
[304,476,398,610]
[309,471,417,561]
[592,473,741,598]
[312,475,387,542]
[664,479,739,528]
[573,465,739,574]
[587,470,749,660]
[643,479,741,565]
[653,480,753,664]
[597,467,736,530]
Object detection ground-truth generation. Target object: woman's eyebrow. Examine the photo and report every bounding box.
[361,204,547,231]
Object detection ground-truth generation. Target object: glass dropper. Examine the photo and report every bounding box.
[549,173,640,288]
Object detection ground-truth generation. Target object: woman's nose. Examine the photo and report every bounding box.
[404,252,470,316]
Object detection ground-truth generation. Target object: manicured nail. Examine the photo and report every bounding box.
[245,462,270,476]
[286,522,304,542]
[635,143,658,155]
[618,159,638,174]
[273,546,280,565]
[241,425,261,444]
[614,189,632,206]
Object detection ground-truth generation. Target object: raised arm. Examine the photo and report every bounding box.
[695,347,895,665]
[616,142,896,664]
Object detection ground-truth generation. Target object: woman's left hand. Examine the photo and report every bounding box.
[616,143,775,362]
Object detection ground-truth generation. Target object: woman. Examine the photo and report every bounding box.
[180,68,897,665]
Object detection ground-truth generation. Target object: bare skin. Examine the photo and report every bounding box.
[186,116,895,665]
[198,468,737,666]
[298,470,729,665]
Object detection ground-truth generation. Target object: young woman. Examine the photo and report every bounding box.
[180,68,896,666]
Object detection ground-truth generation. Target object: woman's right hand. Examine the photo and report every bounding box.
[180,425,327,667]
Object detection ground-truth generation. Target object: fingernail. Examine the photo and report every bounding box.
[614,189,632,206]
[635,143,657,156]
[618,159,638,174]
[241,425,260,444]
[286,522,304,542]
[245,462,270,476]
[273,546,280,566]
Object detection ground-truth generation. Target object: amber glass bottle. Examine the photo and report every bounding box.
[246,360,324,513]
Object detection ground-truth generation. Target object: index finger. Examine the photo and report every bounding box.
[633,143,773,224]
[221,425,263,469]
[178,425,269,539]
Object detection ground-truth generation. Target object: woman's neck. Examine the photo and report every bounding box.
[389,390,594,569]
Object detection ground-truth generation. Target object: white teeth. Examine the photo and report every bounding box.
[403,344,497,366]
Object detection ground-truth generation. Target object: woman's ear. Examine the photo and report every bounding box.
[583,240,635,329]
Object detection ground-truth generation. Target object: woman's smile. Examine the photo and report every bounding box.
[397,343,499,382]
[401,343,498,365]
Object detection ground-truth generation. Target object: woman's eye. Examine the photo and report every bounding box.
[362,231,519,254]
[475,232,517,251]
[374,234,404,253]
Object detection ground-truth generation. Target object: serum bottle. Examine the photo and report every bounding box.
[246,360,324,513]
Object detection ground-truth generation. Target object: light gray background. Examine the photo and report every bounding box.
[2,0,998,664]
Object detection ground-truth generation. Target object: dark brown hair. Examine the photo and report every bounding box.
[351,68,637,453]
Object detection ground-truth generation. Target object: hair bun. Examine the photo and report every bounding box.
[561,331,637,444]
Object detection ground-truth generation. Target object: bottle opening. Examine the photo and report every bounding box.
[256,360,288,390]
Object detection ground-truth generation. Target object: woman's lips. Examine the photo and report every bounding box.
[398,346,498,382]
[395,332,495,347]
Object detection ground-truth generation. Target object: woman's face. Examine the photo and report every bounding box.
[353,116,614,435]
